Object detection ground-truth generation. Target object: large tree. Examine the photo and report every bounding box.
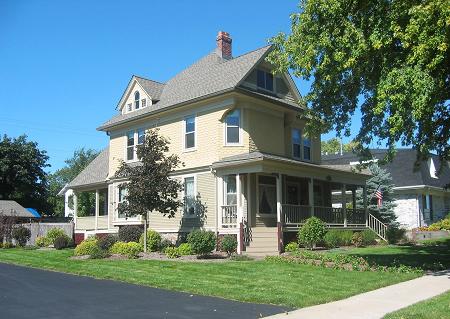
[115,129,183,252]
[0,135,50,212]
[47,148,99,216]
[268,0,449,163]
[321,137,360,154]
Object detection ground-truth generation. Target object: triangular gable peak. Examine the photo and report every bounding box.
[117,76,158,114]
[239,59,302,107]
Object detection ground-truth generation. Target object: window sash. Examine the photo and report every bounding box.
[292,129,301,159]
[225,175,237,205]
[225,110,240,144]
[303,137,311,161]
[184,116,196,149]
[184,177,195,215]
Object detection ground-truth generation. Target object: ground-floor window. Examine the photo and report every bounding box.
[224,175,237,205]
[184,176,196,216]
[258,175,276,214]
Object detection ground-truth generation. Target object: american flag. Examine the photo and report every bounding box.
[374,187,383,207]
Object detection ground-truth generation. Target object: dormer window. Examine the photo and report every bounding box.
[257,70,273,91]
[141,98,147,108]
[134,91,140,109]
[127,103,132,112]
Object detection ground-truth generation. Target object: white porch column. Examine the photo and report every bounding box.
[276,174,282,224]
[309,178,314,217]
[217,176,223,229]
[95,189,99,231]
[246,173,251,227]
[236,174,242,254]
[341,184,347,227]
[73,192,78,226]
[363,186,368,227]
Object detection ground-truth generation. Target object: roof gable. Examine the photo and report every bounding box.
[117,76,165,112]
[68,147,109,188]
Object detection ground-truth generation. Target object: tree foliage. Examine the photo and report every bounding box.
[0,135,49,212]
[321,137,360,154]
[47,148,99,216]
[115,129,183,251]
[268,0,450,163]
[357,163,397,224]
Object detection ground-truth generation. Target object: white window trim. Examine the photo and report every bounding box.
[182,174,197,218]
[124,128,145,163]
[182,114,197,152]
[224,108,243,147]
[255,173,277,218]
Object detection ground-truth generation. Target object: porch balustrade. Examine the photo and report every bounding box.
[221,205,237,228]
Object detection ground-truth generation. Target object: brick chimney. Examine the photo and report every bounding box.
[216,31,232,59]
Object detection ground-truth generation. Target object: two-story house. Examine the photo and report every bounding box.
[66,32,380,255]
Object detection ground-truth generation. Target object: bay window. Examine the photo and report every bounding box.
[291,128,312,161]
[292,129,301,159]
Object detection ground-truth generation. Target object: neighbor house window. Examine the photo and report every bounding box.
[303,136,311,161]
[225,175,237,205]
[292,129,301,159]
[258,175,276,214]
[134,91,140,109]
[257,69,274,91]
[141,98,147,108]
[126,129,145,161]
[184,176,195,216]
[225,109,240,145]
[184,115,196,150]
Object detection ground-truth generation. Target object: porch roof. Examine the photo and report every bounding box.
[67,147,109,189]
[212,152,371,178]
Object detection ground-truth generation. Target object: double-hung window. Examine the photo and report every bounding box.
[292,129,301,159]
[225,175,237,205]
[303,136,311,161]
[184,115,195,150]
[126,129,145,161]
[257,69,274,91]
[225,109,240,145]
[184,176,195,216]
[134,91,140,109]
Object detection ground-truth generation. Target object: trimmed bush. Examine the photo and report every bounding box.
[352,232,364,247]
[220,235,237,256]
[298,217,327,249]
[139,229,161,252]
[361,229,377,246]
[118,225,143,243]
[159,239,174,252]
[74,238,101,256]
[54,235,69,250]
[177,243,194,256]
[12,226,31,247]
[165,246,181,259]
[97,234,118,251]
[284,242,299,252]
[110,241,143,258]
[386,226,406,244]
[46,228,66,245]
[187,230,216,256]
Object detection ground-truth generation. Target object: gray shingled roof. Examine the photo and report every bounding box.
[68,148,109,188]
[135,76,165,101]
[212,151,370,176]
[98,46,274,130]
[322,149,450,188]
[0,200,35,217]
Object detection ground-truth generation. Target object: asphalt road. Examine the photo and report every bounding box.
[0,263,289,319]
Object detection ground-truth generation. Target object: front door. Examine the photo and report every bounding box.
[257,175,277,219]
[286,182,300,205]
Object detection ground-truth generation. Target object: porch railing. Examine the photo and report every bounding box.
[283,205,311,225]
[221,205,237,228]
[282,205,366,227]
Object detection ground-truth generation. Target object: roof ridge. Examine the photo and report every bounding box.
[134,75,165,85]
[228,44,272,60]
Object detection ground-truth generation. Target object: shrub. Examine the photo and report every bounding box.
[352,232,364,247]
[159,239,174,252]
[2,242,14,249]
[340,230,354,246]
[220,235,237,256]
[386,226,406,244]
[298,217,327,249]
[110,241,143,258]
[139,230,161,252]
[361,229,377,246]
[75,239,101,256]
[187,230,216,256]
[89,248,108,259]
[284,242,299,252]
[177,243,194,256]
[0,242,2,248]
[54,235,69,250]
[324,230,340,248]
[428,218,450,231]
[35,236,49,247]
[118,225,143,243]
[165,246,181,258]
[12,226,31,247]
[46,228,66,245]
[97,234,118,251]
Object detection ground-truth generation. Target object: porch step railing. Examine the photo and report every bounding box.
[367,213,388,241]
[221,205,237,228]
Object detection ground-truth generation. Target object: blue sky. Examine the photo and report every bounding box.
[0,0,362,172]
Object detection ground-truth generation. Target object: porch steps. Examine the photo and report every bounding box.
[244,227,279,257]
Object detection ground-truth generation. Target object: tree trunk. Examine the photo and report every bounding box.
[143,214,148,253]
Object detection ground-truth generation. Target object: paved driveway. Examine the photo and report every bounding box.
[0,263,288,319]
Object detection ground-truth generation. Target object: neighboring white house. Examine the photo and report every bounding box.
[57,184,74,217]
[323,149,450,229]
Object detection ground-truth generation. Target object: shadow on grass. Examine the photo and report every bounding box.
[346,240,450,270]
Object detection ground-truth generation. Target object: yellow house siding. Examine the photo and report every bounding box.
[108,133,125,178]
[247,107,285,156]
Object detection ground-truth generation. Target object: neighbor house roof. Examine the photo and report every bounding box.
[212,151,370,177]
[67,147,109,188]
[0,200,36,218]
[322,149,450,189]
[98,45,299,130]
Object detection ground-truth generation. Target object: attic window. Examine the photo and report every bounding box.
[134,91,140,109]
[257,69,273,91]
[127,103,132,112]
[141,98,147,108]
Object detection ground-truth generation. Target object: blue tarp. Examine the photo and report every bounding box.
[26,208,41,218]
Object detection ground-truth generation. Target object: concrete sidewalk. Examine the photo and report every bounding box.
[264,270,450,319]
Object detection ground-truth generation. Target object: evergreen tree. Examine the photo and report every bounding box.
[358,163,396,225]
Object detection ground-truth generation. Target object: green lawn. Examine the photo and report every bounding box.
[0,248,419,308]
[328,240,450,270]
[383,291,450,319]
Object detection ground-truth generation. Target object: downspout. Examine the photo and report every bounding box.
[211,167,219,248]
